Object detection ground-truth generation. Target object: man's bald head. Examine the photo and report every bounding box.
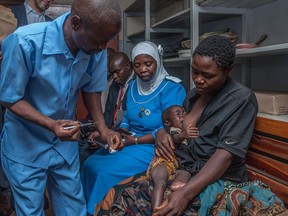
[71,0,121,30]
[66,0,121,55]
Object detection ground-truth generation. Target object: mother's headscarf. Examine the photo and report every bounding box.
[131,41,168,95]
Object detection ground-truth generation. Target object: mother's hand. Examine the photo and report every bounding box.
[153,189,190,216]
[155,128,175,161]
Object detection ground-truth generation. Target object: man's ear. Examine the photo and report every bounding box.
[126,62,132,70]
[163,120,171,127]
[71,15,81,31]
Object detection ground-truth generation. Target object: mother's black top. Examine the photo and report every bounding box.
[176,77,258,182]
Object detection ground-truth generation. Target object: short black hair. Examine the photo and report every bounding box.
[111,52,130,64]
[161,105,182,124]
[192,35,235,71]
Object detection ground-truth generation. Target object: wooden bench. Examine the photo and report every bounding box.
[246,116,288,206]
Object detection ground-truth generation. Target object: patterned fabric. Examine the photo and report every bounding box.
[95,171,147,215]
[96,172,288,216]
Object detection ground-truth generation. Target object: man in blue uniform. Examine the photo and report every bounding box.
[1,1,53,215]
[0,0,123,215]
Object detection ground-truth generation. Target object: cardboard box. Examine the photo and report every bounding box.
[0,5,17,41]
[255,92,288,115]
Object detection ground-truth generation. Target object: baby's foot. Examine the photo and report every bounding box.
[170,180,186,191]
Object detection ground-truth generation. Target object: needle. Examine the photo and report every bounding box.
[63,122,98,130]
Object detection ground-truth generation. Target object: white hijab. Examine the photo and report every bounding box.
[131,41,168,95]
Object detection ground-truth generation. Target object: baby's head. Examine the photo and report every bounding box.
[162,105,186,129]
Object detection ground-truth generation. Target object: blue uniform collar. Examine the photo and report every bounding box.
[42,12,89,61]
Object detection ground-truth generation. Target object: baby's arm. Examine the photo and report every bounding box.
[172,124,199,144]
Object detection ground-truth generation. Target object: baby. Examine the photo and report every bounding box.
[146,105,199,214]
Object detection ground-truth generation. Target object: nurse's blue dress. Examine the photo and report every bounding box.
[82,77,186,214]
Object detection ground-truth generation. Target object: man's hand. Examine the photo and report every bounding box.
[100,128,124,151]
[86,130,101,149]
[88,130,100,141]
[51,120,81,141]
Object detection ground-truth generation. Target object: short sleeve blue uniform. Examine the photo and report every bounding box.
[0,13,107,216]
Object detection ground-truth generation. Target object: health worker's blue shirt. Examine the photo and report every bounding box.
[0,13,107,168]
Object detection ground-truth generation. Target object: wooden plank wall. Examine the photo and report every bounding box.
[247,116,288,206]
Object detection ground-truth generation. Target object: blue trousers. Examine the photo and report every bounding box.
[2,149,86,216]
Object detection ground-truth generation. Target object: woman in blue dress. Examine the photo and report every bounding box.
[81,41,186,215]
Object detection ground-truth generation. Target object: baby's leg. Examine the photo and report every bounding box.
[151,163,169,212]
[170,170,191,191]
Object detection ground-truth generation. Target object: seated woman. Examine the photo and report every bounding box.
[81,41,186,215]
[96,36,288,215]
